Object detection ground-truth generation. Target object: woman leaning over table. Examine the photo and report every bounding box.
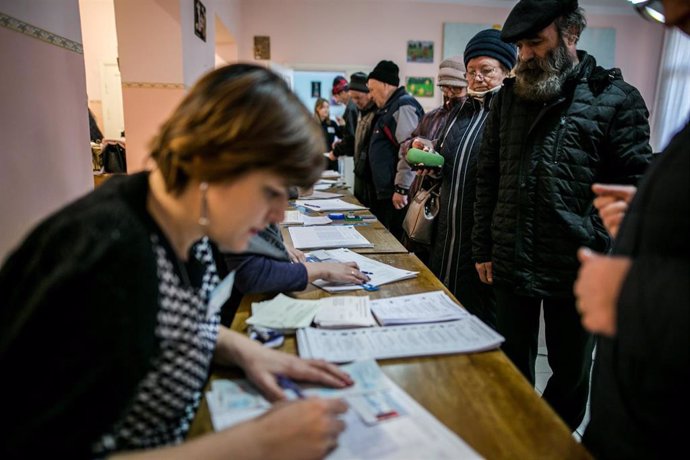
[0,64,351,459]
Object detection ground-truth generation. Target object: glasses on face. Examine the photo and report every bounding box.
[467,67,497,80]
[629,0,665,23]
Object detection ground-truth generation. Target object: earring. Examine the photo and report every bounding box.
[198,182,210,228]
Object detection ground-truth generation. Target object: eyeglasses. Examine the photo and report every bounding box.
[467,67,496,80]
[629,0,665,24]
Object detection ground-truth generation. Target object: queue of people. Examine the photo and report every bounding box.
[1,0,687,458]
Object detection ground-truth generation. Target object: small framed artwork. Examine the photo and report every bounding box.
[254,36,271,60]
[406,40,434,63]
[194,0,206,42]
[311,81,321,98]
[406,77,435,98]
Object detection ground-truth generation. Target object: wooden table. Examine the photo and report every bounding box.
[189,253,591,459]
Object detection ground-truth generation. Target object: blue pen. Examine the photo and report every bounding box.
[277,375,305,399]
[361,271,373,275]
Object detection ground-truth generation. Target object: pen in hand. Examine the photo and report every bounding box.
[277,375,305,399]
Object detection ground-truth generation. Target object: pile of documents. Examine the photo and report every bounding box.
[206,360,482,459]
[370,291,467,325]
[288,226,373,250]
[283,210,332,226]
[313,296,377,328]
[298,190,344,199]
[308,248,418,291]
[295,198,366,212]
[246,293,377,331]
[297,318,505,362]
[246,294,320,332]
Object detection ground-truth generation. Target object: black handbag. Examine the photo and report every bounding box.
[101,142,127,173]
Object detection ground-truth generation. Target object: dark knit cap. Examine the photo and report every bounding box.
[349,72,369,93]
[464,29,518,71]
[368,60,400,87]
[501,0,579,43]
[332,76,349,95]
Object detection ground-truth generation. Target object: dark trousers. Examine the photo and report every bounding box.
[455,269,496,330]
[495,287,594,431]
[370,197,406,241]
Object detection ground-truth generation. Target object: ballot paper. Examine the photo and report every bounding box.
[206,359,481,459]
[299,190,344,199]
[288,226,373,250]
[313,296,377,329]
[321,169,341,179]
[370,291,469,326]
[297,318,505,362]
[296,198,366,212]
[245,294,320,332]
[283,210,332,226]
[308,248,417,292]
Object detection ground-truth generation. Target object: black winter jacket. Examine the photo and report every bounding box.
[368,87,424,199]
[473,52,653,297]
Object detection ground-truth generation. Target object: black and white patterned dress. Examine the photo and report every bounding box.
[93,236,224,455]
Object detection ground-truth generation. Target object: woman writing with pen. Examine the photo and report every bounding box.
[0,64,351,459]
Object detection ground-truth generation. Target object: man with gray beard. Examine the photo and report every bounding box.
[472,0,653,431]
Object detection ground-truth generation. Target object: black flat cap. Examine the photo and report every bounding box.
[501,0,579,43]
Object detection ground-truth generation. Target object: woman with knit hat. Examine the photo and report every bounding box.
[399,55,468,263]
[413,28,517,330]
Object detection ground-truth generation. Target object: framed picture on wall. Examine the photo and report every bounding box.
[194,0,206,42]
[254,36,271,60]
[311,81,321,98]
[406,77,435,97]
[407,40,434,63]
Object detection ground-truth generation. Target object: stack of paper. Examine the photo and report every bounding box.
[246,294,320,332]
[313,296,377,329]
[297,317,505,362]
[321,170,341,179]
[295,198,366,212]
[299,190,344,199]
[370,291,468,326]
[283,210,332,226]
[288,226,373,250]
[308,248,418,291]
[206,359,482,459]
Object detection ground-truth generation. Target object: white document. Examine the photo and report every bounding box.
[206,360,482,459]
[308,248,418,292]
[283,210,304,225]
[297,318,505,362]
[321,169,341,179]
[288,226,373,250]
[314,183,334,190]
[245,294,320,332]
[296,198,366,212]
[302,214,333,226]
[370,291,469,326]
[300,190,344,199]
[313,296,377,329]
[283,210,332,226]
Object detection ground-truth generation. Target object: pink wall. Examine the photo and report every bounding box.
[0,6,93,262]
[238,0,663,111]
[115,0,243,171]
